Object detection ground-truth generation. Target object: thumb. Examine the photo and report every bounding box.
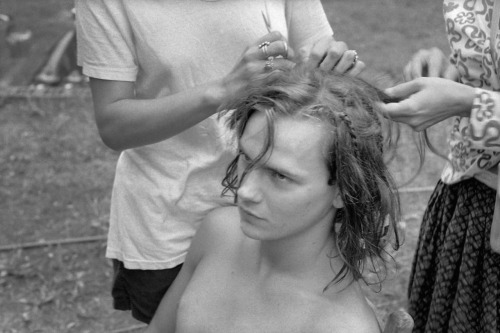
[377,99,412,120]
[384,81,420,100]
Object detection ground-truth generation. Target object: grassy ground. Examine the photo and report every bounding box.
[0,0,451,331]
[0,0,75,86]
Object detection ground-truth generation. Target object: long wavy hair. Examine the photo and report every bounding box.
[220,65,401,288]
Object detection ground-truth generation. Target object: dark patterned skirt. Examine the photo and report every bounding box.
[408,178,500,333]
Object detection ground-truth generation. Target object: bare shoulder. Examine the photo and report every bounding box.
[311,285,381,333]
[202,205,241,240]
[195,206,243,255]
[314,306,380,333]
[205,205,240,226]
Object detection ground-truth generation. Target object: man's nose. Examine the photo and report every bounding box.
[237,169,262,202]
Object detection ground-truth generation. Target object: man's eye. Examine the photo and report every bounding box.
[271,171,288,181]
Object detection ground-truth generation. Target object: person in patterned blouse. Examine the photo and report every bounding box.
[379,1,500,332]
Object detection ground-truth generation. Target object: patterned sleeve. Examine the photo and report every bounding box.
[285,0,333,53]
[468,88,500,151]
[75,0,137,81]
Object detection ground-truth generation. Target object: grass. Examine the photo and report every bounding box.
[0,0,75,86]
[0,0,452,331]
[0,96,133,332]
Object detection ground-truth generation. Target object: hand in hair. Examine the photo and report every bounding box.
[403,47,458,81]
[219,31,295,104]
[298,35,365,76]
[378,77,475,131]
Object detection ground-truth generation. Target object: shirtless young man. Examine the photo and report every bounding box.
[146,66,400,333]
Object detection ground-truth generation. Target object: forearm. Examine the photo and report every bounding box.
[89,31,296,151]
[93,80,226,151]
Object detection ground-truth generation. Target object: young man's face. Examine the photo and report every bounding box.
[236,111,342,242]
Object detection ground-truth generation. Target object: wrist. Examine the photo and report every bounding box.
[202,79,229,111]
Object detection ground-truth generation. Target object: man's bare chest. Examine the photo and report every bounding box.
[175,258,321,333]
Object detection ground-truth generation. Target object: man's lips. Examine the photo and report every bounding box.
[239,206,263,220]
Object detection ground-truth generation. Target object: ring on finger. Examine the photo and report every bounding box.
[348,50,359,71]
[282,40,288,59]
[259,41,271,59]
[258,41,271,49]
[264,58,274,71]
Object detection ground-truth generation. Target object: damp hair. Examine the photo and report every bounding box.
[219,65,402,289]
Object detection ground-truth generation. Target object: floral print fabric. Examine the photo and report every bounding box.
[442,0,500,185]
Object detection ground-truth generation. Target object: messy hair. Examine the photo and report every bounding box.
[220,65,401,288]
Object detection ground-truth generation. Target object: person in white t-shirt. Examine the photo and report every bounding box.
[75,0,364,324]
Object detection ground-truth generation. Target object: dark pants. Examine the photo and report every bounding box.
[111,259,183,324]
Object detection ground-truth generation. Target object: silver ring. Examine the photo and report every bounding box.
[259,41,271,59]
[264,59,274,71]
[282,40,288,59]
[348,50,359,71]
[258,41,271,49]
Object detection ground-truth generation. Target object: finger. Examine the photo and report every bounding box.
[403,57,426,81]
[346,60,366,77]
[405,50,431,80]
[279,40,291,59]
[264,40,293,60]
[255,31,285,45]
[376,101,392,119]
[308,38,348,70]
[379,100,430,131]
[409,55,426,79]
[331,49,357,73]
[300,39,328,68]
[377,100,412,119]
[254,40,292,61]
[384,81,420,100]
[318,42,349,71]
[443,64,459,81]
[403,63,413,82]
[296,35,333,64]
[271,58,296,71]
[427,50,444,78]
[255,58,295,74]
[284,45,295,61]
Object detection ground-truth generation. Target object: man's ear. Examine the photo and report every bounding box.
[331,184,344,209]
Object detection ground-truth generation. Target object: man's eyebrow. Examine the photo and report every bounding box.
[262,164,296,178]
[239,142,301,179]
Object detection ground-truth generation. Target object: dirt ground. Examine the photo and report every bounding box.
[0,0,450,331]
[0,87,439,333]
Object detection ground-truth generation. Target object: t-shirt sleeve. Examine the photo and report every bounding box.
[467,88,500,151]
[285,0,334,53]
[75,0,138,81]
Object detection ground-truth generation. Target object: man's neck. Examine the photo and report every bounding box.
[255,226,342,287]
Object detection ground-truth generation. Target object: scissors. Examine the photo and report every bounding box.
[262,7,272,33]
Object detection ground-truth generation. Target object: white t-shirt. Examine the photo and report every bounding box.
[76,0,333,269]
